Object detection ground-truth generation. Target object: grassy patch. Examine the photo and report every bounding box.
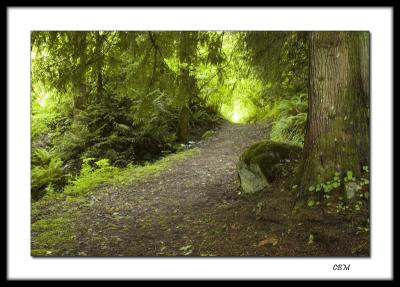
[31,216,76,255]
[64,148,200,196]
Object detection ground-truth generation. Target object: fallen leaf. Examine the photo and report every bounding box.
[258,236,279,247]
[308,234,314,245]
[179,245,192,251]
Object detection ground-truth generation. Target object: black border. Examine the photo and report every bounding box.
[5,5,396,282]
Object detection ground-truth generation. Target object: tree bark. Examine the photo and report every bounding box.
[73,33,88,112]
[176,32,198,142]
[297,32,370,198]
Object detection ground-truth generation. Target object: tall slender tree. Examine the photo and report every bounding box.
[176,32,199,142]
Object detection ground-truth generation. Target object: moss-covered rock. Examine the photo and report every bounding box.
[237,140,302,194]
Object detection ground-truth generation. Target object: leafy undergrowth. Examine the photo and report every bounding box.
[64,148,200,196]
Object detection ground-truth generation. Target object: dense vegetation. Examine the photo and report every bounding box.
[31,31,369,257]
[31,31,309,199]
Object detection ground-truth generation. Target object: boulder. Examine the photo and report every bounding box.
[237,140,302,194]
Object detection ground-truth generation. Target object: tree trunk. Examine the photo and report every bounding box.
[297,32,370,198]
[177,67,192,142]
[177,105,190,142]
[73,33,88,112]
[95,32,104,100]
[176,32,198,142]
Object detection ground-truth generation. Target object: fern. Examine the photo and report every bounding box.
[271,112,307,146]
[31,155,65,199]
[32,148,52,166]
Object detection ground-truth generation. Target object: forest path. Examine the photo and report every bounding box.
[33,121,368,257]
[71,121,293,256]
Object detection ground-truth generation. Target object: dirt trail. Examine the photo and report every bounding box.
[70,121,287,256]
[33,121,368,257]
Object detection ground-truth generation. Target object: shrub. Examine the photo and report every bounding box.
[31,151,65,199]
[267,95,308,146]
[270,112,307,146]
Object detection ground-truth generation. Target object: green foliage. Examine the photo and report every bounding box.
[245,32,308,98]
[245,32,309,144]
[344,170,355,182]
[267,96,307,146]
[32,148,52,166]
[31,31,223,176]
[31,149,65,199]
[64,148,199,196]
[30,31,312,201]
[64,157,118,196]
[305,166,370,213]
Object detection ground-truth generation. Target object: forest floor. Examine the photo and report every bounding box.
[32,121,369,257]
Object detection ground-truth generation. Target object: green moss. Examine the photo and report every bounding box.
[65,196,86,203]
[31,249,48,256]
[32,217,68,231]
[240,140,301,181]
[31,216,75,255]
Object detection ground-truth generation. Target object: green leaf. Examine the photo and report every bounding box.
[346,171,353,179]
[308,186,315,192]
[307,199,315,207]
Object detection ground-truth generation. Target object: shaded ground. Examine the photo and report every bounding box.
[32,121,369,256]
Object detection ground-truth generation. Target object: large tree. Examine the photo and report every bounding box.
[297,31,370,200]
